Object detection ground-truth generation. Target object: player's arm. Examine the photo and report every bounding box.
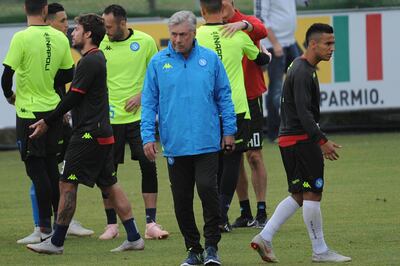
[1,64,15,104]
[141,59,160,161]
[292,70,327,144]
[54,66,74,89]
[242,33,271,66]
[242,15,267,40]
[213,56,237,151]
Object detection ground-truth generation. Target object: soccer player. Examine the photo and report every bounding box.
[98,4,168,240]
[221,0,270,229]
[27,13,144,254]
[16,3,94,244]
[196,0,270,232]
[141,10,236,265]
[1,0,74,242]
[250,23,351,263]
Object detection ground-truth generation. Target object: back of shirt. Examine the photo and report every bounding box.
[196,24,259,118]
[100,29,158,124]
[70,49,112,138]
[3,25,74,118]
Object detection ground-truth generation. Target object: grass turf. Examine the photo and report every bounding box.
[0,133,399,265]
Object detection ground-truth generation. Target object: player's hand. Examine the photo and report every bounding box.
[63,112,71,125]
[221,135,235,153]
[261,44,272,63]
[220,21,247,38]
[6,93,15,105]
[321,140,342,161]
[125,94,141,113]
[29,119,49,139]
[273,43,284,57]
[143,142,158,162]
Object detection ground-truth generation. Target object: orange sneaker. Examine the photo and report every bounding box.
[99,224,119,240]
[144,222,169,240]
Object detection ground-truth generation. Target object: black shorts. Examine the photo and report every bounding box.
[279,140,324,193]
[57,123,72,163]
[234,112,250,152]
[112,121,147,164]
[247,97,264,150]
[61,134,117,188]
[16,112,63,161]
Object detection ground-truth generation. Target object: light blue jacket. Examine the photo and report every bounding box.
[141,40,236,157]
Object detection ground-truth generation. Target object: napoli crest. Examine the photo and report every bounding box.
[130,42,140,51]
[315,178,324,189]
[198,58,207,67]
[167,157,175,165]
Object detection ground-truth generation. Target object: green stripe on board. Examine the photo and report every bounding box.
[333,16,350,82]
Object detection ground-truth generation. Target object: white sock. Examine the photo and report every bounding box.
[260,196,300,242]
[302,200,329,254]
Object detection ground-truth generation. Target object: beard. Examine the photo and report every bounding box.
[72,41,83,50]
[110,27,124,41]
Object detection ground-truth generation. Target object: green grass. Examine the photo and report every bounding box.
[0,133,399,265]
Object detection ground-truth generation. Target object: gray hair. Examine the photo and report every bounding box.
[168,10,197,31]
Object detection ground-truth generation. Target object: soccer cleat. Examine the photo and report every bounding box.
[145,222,169,240]
[250,234,278,263]
[232,215,254,228]
[204,246,221,265]
[218,222,232,233]
[252,215,268,229]
[17,227,41,244]
[26,238,63,255]
[40,231,54,242]
[180,250,204,266]
[312,250,352,263]
[99,224,119,240]
[67,219,94,237]
[110,238,145,252]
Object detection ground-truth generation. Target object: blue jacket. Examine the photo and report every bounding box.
[141,40,236,157]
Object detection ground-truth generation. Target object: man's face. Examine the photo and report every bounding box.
[314,33,335,61]
[169,22,195,56]
[102,13,125,41]
[48,11,68,35]
[221,0,235,22]
[71,24,85,50]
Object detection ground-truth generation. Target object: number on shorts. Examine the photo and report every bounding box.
[249,132,260,148]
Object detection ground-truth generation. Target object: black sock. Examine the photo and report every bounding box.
[51,223,69,247]
[256,201,267,217]
[122,218,140,242]
[105,208,117,224]
[145,208,156,224]
[40,217,52,231]
[239,200,253,218]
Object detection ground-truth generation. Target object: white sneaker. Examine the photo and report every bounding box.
[17,227,41,244]
[26,238,63,255]
[312,250,352,263]
[67,219,94,237]
[110,238,145,252]
[250,234,278,263]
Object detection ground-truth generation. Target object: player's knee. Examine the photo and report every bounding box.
[246,150,263,167]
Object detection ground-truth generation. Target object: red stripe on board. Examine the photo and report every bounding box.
[366,14,383,81]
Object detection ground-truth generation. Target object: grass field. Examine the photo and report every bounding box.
[0,133,399,265]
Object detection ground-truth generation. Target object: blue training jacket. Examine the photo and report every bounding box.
[141,40,237,157]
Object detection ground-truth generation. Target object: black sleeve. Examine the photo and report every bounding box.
[44,90,83,125]
[54,67,74,89]
[1,64,15,98]
[70,57,95,94]
[253,52,271,66]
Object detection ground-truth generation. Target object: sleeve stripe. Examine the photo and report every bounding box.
[71,87,86,94]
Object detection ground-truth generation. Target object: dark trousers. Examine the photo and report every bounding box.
[167,152,221,253]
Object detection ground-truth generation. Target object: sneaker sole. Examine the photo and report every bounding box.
[250,242,277,263]
[99,232,119,240]
[144,233,169,240]
[26,246,63,255]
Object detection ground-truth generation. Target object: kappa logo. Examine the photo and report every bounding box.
[82,132,92,139]
[303,181,311,188]
[105,45,112,50]
[163,63,173,70]
[67,174,78,181]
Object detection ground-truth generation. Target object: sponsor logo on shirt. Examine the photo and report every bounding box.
[163,63,173,70]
